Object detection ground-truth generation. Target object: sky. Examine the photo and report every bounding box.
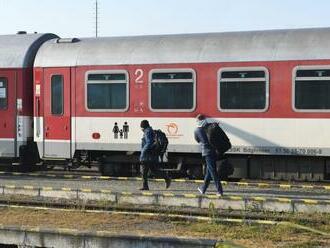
[0,0,330,38]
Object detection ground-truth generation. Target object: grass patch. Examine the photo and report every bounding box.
[0,202,329,247]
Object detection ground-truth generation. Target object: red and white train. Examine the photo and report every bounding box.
[1,28,330,181]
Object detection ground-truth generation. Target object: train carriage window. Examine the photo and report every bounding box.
[0,78,8,110]
[51,75,63,115]
[149,69,196,111]
[218,67,269,112]
[294,67,330,111]
[86,71,128,111]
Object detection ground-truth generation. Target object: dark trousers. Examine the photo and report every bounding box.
[141,162,168,188]
[201,154,223,194]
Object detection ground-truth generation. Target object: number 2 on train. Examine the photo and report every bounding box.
[135,69,144,84]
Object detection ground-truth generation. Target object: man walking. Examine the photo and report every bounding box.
[194,114,223,196]
[140,120,171,190]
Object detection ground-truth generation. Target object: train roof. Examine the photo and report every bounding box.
[34,28,330,67]
[0,33,58,68]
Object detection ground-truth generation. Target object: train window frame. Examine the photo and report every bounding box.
[148,69,196,112]
[85,70,129,112]
[0,77,8,110]
[292,65,330,112]
[50,75,64,116]
[217,67,270,112]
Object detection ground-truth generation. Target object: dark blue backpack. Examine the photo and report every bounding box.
[152,129,169,162]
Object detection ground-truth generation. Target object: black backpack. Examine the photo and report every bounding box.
[203,122,231,157]
[152,129,169,162]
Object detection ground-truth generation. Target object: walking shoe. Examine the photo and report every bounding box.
[165,177,171,189]
[139,187,149,191]
[217,192,224,197]
[197,187,204,195]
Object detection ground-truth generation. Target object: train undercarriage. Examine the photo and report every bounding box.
[6,145,330,182]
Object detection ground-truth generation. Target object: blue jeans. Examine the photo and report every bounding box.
[201,154,223,194]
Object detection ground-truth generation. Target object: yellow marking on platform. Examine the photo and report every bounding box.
[61,188,72,191]
[302,185,314,189]
[46,174,57,177]
[258,183,270,187]
[81,176,92,179]
[23,186,34,190]
[27,227,40,232]
[99,176,110,180]
[0,172,5,174]
[229,196,243,200]
[163,193,175,197]
[118,177,129,180]
[324,186,330,190]
[237,182,249,186]
[256,220,277,225]
[121,192,132,195]
[184,194,197,198]
[28,173,40,176]
[100,190,111,194]
[224,218,244,223]
[64,175,74,178]
[253,197,266,201]
[193,180,203,183]
[174,179,186,182]
[142,192,153,196]
[279,184,291,189]
[206,195,219,199]
[81,188,92,193]
[303,199,318,204]
[5,185,15,189]
[276,198,292,203]
[12,172,22,176]
[154,178,164,182]
[221,181,228,185]
[42,187,53,191]
[57,228,79,234]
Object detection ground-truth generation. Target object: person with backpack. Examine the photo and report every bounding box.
[139,120,171,190]
[194,114,224,196]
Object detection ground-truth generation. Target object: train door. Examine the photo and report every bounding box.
[0,71,16,158]
[43,68,71,158]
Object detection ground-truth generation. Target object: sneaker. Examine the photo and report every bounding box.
[217,192,224,197]
[165,177,171,189]
[197,187,204,195]
[139,187,149,191]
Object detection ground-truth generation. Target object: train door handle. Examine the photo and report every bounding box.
[45,132,49,138]
[64,125,68,131]
[3,122,6,128]
[46,126,50,131]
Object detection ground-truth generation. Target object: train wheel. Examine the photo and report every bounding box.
[217,159,234,180]
[98,162,122,176]
[186,164,203,179]
[17,145,34,172]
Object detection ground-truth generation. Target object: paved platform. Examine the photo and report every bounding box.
[0,183,329,213]
[0,175,329,199]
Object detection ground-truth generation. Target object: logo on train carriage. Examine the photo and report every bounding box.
[165,123,183,139]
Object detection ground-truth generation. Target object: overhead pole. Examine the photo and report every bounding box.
[95,0,98,37]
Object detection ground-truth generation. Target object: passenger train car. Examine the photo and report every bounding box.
[0,33,58,167]
[1,28,330,181]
